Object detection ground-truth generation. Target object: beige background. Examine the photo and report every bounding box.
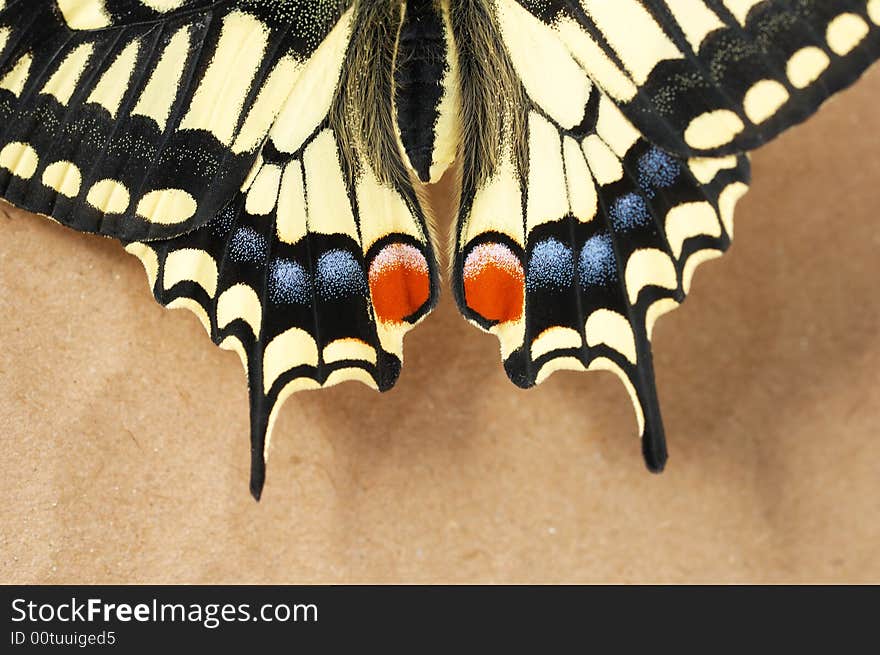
[1,68,879,584]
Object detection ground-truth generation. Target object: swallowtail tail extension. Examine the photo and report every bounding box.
[0,0,877,498]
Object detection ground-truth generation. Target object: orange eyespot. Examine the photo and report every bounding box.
[463,242,524,324]
[368,243,431,323]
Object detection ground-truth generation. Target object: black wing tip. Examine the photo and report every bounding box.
[645,457,667,474]
[642,431,668,474]
[250,452,266,502]
[249,473,265,502]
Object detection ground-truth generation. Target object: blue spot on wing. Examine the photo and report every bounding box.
[638,147,680,197]
[316,249,367,300]
[270,259,312,305]
[526,238,574,292]
[230,226,268,263]
[579,233,617,288]
[609,193,651,232]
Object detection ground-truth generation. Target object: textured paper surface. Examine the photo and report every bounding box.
[1,67,878,584]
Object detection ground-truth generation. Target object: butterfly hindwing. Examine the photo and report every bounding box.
[507,0,880,156]
[0,0,352,241]
[123,6,440,499]
[453,0,753,468]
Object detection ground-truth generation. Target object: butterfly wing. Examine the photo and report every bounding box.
[0,0,352,241]
[449,0,879,470]
[121,4,440,499]
[511,0,880,156]
[2,2,440,498]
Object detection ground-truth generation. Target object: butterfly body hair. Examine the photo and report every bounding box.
[334,0,526,192]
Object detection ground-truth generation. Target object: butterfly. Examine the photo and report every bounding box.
[0,1,877,499]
